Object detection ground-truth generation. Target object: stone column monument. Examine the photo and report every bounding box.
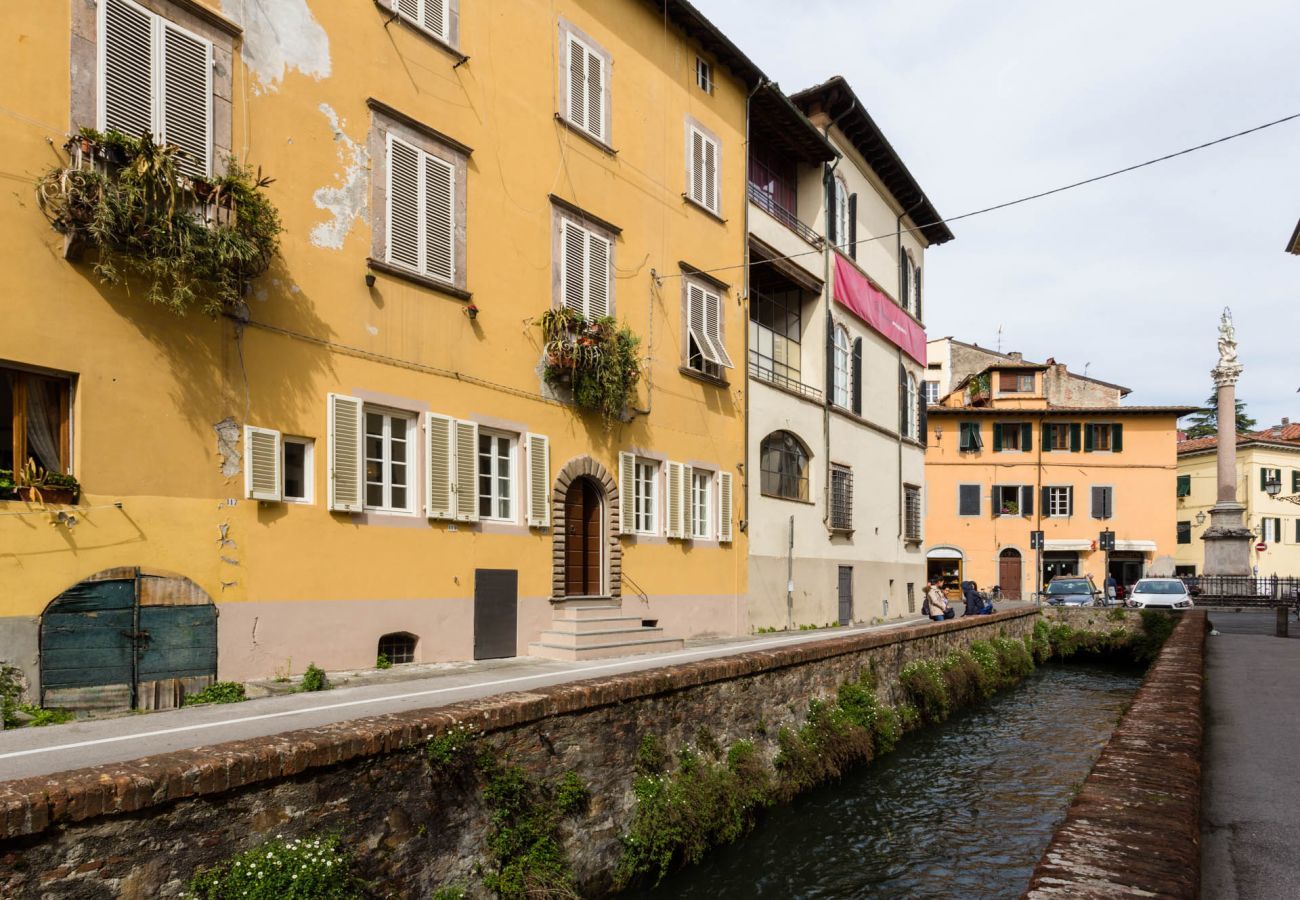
[1201,308,1253,576]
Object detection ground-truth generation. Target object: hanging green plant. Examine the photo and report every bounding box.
[36,129,282,316]
[967,372,992,403]
[539,308,643,427]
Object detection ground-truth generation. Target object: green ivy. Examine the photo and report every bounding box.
[477,759,582,899]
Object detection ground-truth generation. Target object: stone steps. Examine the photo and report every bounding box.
[530,596,684,661]
[527,635,685,661]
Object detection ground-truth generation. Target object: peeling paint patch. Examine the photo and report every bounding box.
[213,417,241,478]
[310,103,370,250]
[219,0,330,93]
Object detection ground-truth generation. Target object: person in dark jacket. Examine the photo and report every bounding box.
[962,581,982,617]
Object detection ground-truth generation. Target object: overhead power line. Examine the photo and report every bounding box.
[657,110,1300,282]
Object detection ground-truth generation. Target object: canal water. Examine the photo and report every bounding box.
[636,663,1141,899]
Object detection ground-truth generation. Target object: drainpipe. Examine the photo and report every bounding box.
[819,101,854,531]
[740,76,766,636]
[1036,411,1045,599]
[895,199,925,542]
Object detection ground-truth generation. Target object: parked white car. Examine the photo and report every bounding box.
[1128,578,1194,609]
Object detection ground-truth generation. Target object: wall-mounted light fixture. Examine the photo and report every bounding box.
[365,272,376,288]
[933,424,943,443]
[1264,479,1282,497]
[1194,510,1206,527]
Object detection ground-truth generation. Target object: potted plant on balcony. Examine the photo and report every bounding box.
[1000,499,1019,516]
[967,372,992,406]
[12,461,81,506]
[539,307,642,426]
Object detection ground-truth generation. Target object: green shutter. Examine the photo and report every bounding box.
[993,423,1003,452]
[1042,423,1051,448]
[1021,423,1032,451]
[1084,424,1094,452]
[1112,424,1123,452]
[1069,423,1081,452]
[1293,470,1300,493]
[1177,474,1191,497]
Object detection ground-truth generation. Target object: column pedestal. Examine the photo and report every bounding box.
[1202,501,1253,576]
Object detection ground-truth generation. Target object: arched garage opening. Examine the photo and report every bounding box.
[40,568,216,713]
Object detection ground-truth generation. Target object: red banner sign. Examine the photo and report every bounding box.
[832,254,927,365]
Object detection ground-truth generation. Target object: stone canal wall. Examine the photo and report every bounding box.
[0,609,1040,897]
[1025,609,1207,899]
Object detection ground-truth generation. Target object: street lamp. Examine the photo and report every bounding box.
[1194,510,1207,527]
[1265,479,1282,497]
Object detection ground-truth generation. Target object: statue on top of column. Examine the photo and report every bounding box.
[1213,307,1242,384]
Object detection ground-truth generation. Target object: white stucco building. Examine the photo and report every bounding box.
[743,77,953,628]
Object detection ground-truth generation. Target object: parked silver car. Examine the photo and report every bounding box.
[1128,578,1194,609]
[1045,576,1100,607]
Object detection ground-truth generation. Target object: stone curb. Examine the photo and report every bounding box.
[1024,610,1207,899]
[0,608,1037,841]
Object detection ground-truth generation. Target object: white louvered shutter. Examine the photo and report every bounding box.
[387,136,421,271]
[423,0,449,40]
[102,0,154,141]
[586,232,611,319]
[453,419,479,522]
[526,433,551,527]
[686,283,715,364]
[423,153,455,282]
[703,135,718,213]
[243,426,282,502]
[717,471,733,542]
[585,44,604,141]
[328,394,364,512]
[425,412,454,519]
[567,36,587,132]
[160,21,211,176]
[618,451,636,535]
[682,464,696,538]
[561,220,586,315]
[703,287,733,367]
[689,128,704,206]
[665,461,684,539]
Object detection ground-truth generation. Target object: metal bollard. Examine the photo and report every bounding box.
[1277,606,1289,638]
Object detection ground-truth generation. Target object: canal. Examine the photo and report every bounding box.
[635,663,1142,899]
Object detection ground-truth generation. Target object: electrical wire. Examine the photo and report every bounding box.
[656,109,1300,281]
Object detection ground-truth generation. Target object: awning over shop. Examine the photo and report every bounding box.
[1114,540,1157,553]
[927,546,963,559]
[832,254,926,365]
[1044,539,1092,552]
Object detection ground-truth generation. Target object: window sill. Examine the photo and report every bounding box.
[554,115,617,156]
[679,365,729,388]
[374,1,468,64]
[682,195,727,224]
[829,526,854,536]
[366,258,472,301]
[760,492,814,505]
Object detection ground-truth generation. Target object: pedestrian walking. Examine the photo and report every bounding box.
[1105,574,1118,607]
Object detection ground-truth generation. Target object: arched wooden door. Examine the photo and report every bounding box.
[564,478,603,596]
[998,549,1023,600]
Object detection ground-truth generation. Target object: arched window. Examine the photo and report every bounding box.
[906,373,919,438]
[832,324,851,408]
[760,431,810,501]
[900,252,913,315]
[378,632,418,665]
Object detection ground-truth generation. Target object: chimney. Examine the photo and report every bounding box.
[1284,417,1291,426]
[1008,352,1023,361]
[1045,357,1055,365]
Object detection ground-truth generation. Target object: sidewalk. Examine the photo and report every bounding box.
[1201,610,1300,899]
[0,607,1037,782]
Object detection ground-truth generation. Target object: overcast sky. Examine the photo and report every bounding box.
[700,0,1300,427]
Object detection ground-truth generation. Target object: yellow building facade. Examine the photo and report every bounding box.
[924,355,1191,599]
[1175,424,1300,575]
[0,0,756,706]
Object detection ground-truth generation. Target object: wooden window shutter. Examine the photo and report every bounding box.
[618,451,636,535]
[998,371,1019,392]
[1066,486,1075,516]
[689,127,704,206]
[452,419,479,522]
[586,231,611,319]
[919,388,928,447]
[243,425,282,502]
[1042,422,1051,447]
[1069,423,1082,452]
[1021,423,1033,451]
[327,393,364,512]
[561,220,587,315]
[102,0,155,145]
[914,266,923,321]
[665,461,684,538]
[958,484,980,516]
[1293,470,1300,493]
[703,134,718,213]
[1084,424,1095,452]
[900,255,910,311]
[898,362,907,435]
[825,176,837,246]
[423,153,455,283]
[825,324,836,406]
[992,423,1004,452]
[423,0,449,41]
[387,136,422,271]
[585,43,604,141]
[1041,485,1051,514]
[848,194,857,259]
[717,471,733,542]
[850,338,862,415]
[567,36,587,132]
[992,485,1003,518]
[1091,485,1105,519]
[525,433,550,527]
[1020,484,1034,517]
[682,465,696,537]
[160,20,211,177]
[687,283,713,364]
[1112,424,1123,452]
[1261,468,1269,491]
[424,412,455,519]
[703,287,732,366]
[396,0,419,23]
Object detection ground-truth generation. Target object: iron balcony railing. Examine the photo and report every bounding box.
[748,362,823,401]
[748,183,824,248]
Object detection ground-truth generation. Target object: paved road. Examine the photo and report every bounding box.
[1,608,1029,782]
[1201,610,1300,900]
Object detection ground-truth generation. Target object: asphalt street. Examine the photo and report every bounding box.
[1201,610,1300,900]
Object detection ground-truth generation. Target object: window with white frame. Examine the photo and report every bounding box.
[832,176,851,251]
[634,459,658,534]
[685,278,732,377]
[558,217,612,320]
[686,122,721,215]
[924,380,940,405]
[691,470,712,539]
[695,57,713,93]
[364,409,415,512]
[99,0,213,177]
[282,437,314,503]
[562,28,608,144]
[906,374,919,438]
[389,0,455,45]
[1047,486,1073,518]
[385,134,456,285]
[1262,517,1280,543]
[832,324,851,408]
[900,253,913,315]
[477,430,516,521]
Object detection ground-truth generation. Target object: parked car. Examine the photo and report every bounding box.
[1128,578,1194,609]
[1045,576,1101,607]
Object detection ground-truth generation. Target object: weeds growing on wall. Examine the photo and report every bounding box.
[183,681,247,706]
[184,833,360,900]
[300,663,329,692]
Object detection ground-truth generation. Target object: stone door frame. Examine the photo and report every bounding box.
[551,457,621,600]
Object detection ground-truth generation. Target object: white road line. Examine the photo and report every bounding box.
[0,620,922,762]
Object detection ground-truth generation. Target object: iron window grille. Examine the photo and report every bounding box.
[378,632,417,665]
[904,485,922,541]
[830,465,853,531]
